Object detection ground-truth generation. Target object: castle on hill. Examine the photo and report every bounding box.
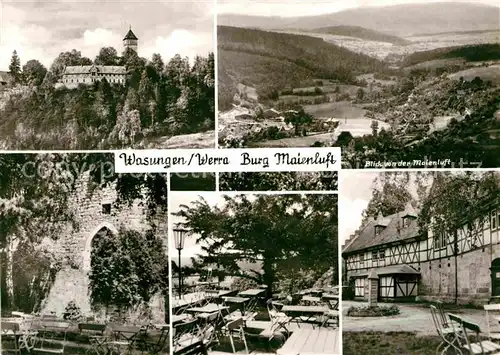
[58,27,138,88]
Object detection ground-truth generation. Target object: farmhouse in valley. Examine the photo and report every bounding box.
[342,199,500,305]
[59,27,138,88]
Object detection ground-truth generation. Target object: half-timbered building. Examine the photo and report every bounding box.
[342,202,500,305]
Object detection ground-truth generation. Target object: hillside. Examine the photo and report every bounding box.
[0,52,215,149]
[218,2,499,36]
[402,43,500,68]
[310,26,411,45]
[218,25,387,109]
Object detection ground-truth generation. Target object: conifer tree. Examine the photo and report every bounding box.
[8,50,21,83]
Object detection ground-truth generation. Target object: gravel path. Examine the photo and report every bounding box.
[342,301,491,336]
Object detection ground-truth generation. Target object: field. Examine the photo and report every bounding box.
[448,65,500,85]
[304,101,367,118]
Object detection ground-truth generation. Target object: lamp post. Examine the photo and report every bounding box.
[173,225,188,298]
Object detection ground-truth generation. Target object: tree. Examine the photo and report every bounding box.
[22,60,47,87]
[89,228,168,314]
[95,47,119,66]
[175,194,338,298]
[361,172,414,225]
[9,50,21,83]
[50,50,92,81]
[284,108,313,136]
[370,120,379,137]
[356,88,365,101]
[151,53,164,74]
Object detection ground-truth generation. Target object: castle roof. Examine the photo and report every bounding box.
[342,208,421,255]
[63,65,126,75]
[123,28,138,41]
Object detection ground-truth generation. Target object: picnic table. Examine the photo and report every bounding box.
[321,294,339,310]
[277,327,339,355]
[281,305,330,325]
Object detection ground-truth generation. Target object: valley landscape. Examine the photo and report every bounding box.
[218,1,500,168]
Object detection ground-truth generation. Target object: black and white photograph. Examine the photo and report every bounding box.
[170,192,339,354]
[340,170,500,354]
[0,154,169,354]
[217,0,500,168]
[0,1,215,150]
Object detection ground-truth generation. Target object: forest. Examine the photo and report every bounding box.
[218,26,390,110]
[0,47,215,149]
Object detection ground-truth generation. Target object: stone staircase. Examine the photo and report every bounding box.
[41,267,92,317]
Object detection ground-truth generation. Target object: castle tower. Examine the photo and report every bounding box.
[123,26,138,53]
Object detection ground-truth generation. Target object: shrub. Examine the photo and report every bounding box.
[63,300,84,322]
[346,305,400,317]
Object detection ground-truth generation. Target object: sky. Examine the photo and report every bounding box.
[217,0,499,17]
[338,172,375,247]
[0,0,214,70]
[169,192,227,260]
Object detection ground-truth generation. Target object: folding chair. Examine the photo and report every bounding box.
[266,300,291,339]
[1,321,22,354]
[484,304,500,341]
[198,311,223,347]
[33,321,71,354]
[430,305,462,355]
[173,318,202,351]
[78,323,107,355]
[225,318,248,354]
[143,325,169,354]
[448,313,500,354]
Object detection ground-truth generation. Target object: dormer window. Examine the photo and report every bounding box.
[375,225,385,236]
[402,216,415,228]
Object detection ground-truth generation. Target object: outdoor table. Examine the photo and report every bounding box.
[170,314,191,326]
[276,327,339,355]
[186,303,229,315]
[322,294,339,310]
[238,288,266,297]
[301,296,322,306]
[109,325,145,354]
[281,305,330,325]
[223,296,251,315]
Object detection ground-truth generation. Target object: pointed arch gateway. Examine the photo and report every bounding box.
[82,222,118,272]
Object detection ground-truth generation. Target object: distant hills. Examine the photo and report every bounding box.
[402,43,500,67]
[218,2,500,37]
[218,25,387,109]
[310,26,411,45]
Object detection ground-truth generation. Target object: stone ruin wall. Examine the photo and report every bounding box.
[41,172,167,322]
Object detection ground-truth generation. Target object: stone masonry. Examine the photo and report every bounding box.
[41,172,167,322]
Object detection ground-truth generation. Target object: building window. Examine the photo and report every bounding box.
[359,254,365,267]
[355,278,365,297]
[434,231,446,250]
[380,276,394,297]
[102,203,111,214]
[492,210,497,230]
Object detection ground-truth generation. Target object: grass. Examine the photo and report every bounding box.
[448,65,500,85]
[343,331,443,355]
[303,101,367,118]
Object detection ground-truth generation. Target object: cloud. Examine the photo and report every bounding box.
[217,0,499,17]
[143,30,212,64]
[0,1,213,69]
